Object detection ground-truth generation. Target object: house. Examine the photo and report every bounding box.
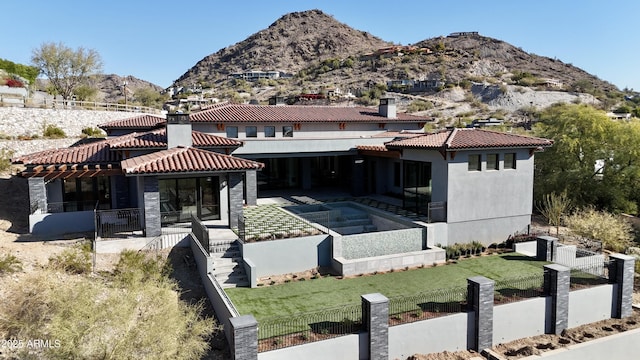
[15,98,552,247]
[15,113,263,236]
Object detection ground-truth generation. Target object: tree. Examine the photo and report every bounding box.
[536,192,571,235]
[534,103,640,214]
[133,87,168,108]
[31,42,102,100]
[565,207,634,252]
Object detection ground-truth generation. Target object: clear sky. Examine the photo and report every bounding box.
[2,1,638,91]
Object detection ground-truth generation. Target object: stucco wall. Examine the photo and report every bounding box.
[568,285,614,328]
[493,297,547,344]
[239,234,332,279]
[388,312,470,359]
[446,214,531,245]
[258,333,365,360]
[29,210,94,236]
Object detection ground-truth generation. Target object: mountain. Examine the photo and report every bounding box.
[174,9,392,87]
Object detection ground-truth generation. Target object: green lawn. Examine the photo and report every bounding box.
[226,253,547,321]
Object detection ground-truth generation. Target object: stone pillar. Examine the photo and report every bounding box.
[228,173,244,229]
[467,276,494,352]
[362,293,389,360]
[609,254,636,318]
[28,177,46,212]
[536,236,558,261]
[544,264,570,334]
[245,170,257,206]
[143,176,161,237]
[229,315,258,360]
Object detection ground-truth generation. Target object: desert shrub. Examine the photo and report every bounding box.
[565,207,633,253]
[80,126,105,138]
[0,148,15,171]
[113,249,171,286]
[407,100,434,113]
[42,124,66,138]
[0,269,214,360]
[48,242,92,274]
[0,253,22,274]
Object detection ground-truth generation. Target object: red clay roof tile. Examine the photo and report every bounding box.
[98,115,166,130]
[121,147,264,175]
[385,128,553,150]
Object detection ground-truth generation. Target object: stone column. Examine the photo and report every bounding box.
[28,177,46,212]
[609,254,636,318]
[467,276,494,352]
[536,236,558,261]
[244,170,257,206]
[228,172,244,229]
[143,176,161,237]
[362,293,389,360]
[229,315,258,360]
[544,264,570,334]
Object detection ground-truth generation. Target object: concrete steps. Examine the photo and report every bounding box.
[210,241,249,288]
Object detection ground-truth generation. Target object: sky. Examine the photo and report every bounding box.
[2,1,638,91]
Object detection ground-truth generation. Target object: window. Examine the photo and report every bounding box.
[226,126,238,138]
[264,126,275,138]
[283,126,293,137]
[468,154,481,171]
[62,177,111,211]
[246,126,257,138]
[504,153,516,169]
[487,154,499,170]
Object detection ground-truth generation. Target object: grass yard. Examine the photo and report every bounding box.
[226,253,547,321]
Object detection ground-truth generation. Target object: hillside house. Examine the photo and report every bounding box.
[16,98,552,247]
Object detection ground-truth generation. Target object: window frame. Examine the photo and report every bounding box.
[487,153,499,170]
[283,125,293,137]
[468,154,481,171]
[245,126,257,138]
[264,126,275,138]
[226,126,238,138]
[504,153,517,169]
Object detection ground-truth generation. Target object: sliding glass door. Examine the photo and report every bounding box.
[159,176,220,223]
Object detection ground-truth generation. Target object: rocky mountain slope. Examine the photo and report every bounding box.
[175,10,392,87]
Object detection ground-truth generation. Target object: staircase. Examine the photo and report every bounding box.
[210,240,249,288]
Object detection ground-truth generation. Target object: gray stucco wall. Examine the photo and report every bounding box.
[240,235,331,279]
[29,211,95,236]
[388,312,469,359]
[493,297,547,344]
[568,285,614,328]
[524,328,640,360]
[258,333,364,360]
[446,214,531,245]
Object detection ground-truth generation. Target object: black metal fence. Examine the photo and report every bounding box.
[494,273,545,304]
[258,303,363,352]
[569,260,610,289]
[388,286,468,325]
[191,214,210,255]
[95,208,143,238]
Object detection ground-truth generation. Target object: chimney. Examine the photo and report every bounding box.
[166,113,192,148]
[268,96,286,106]
[379,97,396,119]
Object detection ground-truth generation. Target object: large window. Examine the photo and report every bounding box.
[468,154,481,171]
[487,154,499,170]
[283,126,293,137]
[159,177,220,223]
[403,160,431,216]
[246,126,257,138]
[62,177,111,211]
[226,126,238,138]
[264,126,275,138]
[504,153,516,169]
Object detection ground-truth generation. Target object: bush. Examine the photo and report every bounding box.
[43,124,66,138]
[0,268,214,360]
[565,207,634,253]
[113,250,171,286]
[48,242,92,274]
[0,148,15,172]
[0,253,22,274]
[81,127,105,138]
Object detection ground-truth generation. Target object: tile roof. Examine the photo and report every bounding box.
[121,147,264,175]
[107,129,243,149]
[385,128,553,150]
[13,140,122,165]
[98,114,166,130]
[356,145,389,152]
[189,103,430,123]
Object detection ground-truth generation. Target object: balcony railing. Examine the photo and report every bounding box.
[95,208,144,239]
